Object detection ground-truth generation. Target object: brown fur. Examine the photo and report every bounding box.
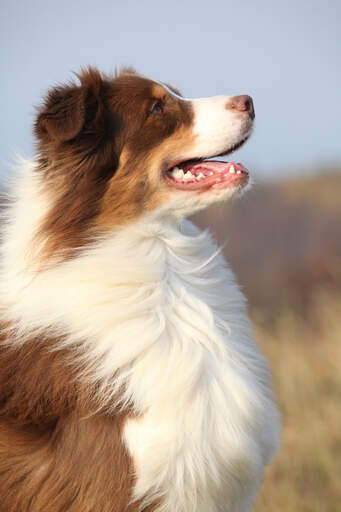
[33,68,194,262]
[0,330,155,511]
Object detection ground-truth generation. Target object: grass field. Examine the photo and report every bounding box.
[253,291,341,512]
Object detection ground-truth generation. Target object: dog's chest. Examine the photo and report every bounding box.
[120,220,275,512]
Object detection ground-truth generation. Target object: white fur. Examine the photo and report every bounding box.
[190,96,252,159]
[0,161,279,512]
[159,82,252,163]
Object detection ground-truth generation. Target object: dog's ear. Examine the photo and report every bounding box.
[35,67,104,143]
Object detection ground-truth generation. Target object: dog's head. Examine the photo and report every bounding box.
[34,67,254,255]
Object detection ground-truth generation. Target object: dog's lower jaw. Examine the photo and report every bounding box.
[156,176,252,221]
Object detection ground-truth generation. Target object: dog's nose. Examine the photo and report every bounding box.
[227,95,255,119]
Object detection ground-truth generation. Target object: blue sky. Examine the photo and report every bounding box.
[1,0,340,180]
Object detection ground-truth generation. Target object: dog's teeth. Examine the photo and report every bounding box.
[209,172,214,176]
[229,165,235,174]
[237,170,242,174]
[169,167,185,179]
[197,172,205,180]
[184,171,194,180]
[170,168,184,179]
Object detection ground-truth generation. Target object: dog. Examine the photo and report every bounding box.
[0,67,279,511]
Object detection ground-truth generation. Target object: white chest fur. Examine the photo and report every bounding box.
[121,220,279,512]
[0,168,279,511]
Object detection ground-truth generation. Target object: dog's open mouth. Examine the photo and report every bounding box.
[165,160,249,191]
[164,138,249,192]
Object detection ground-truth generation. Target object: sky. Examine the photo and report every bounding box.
[1,0,340,181]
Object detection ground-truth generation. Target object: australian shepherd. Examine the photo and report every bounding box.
[0,67,279,511]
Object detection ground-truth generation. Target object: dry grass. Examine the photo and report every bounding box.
[253,291,341,512]
[278,171,341,215]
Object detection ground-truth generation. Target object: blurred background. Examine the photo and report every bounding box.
[1,0,341,509]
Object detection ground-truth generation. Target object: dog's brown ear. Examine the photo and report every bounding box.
[35,67,104,142]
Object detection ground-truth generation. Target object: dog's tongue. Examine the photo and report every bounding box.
[180,160,232,173]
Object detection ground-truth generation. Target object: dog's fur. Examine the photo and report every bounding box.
[0,68,279,511]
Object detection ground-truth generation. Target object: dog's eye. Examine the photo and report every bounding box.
[150,100,163,115]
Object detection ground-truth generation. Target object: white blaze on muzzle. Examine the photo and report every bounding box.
[190,95,249,158]
[159,82,251,160]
